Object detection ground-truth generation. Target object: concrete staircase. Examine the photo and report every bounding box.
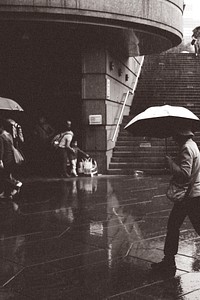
[108,53,200,175]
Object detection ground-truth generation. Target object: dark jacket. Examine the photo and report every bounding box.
[169,139,200,198]
[0,131,15,168]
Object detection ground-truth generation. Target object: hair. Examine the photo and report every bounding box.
[173,134,191,145]
[66,120,72,129]
[0,118,6,129]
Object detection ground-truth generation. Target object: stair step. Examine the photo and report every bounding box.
[114,146,177,152]
[112,152,177,158]
[111,157,165,163]
[115,140,178,146]
[112,151,177,157]
[109,162,167,169]
[107,169,169,175]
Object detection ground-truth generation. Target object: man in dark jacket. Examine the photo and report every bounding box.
[151,128,200,273]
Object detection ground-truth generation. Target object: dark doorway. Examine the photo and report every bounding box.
[0,21,82,174]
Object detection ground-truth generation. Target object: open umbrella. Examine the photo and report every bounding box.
[124,105,200,138]
[192,26,200,38]
[0,97,23,111]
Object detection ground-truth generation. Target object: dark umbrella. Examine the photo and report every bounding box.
[192,26,200,38]
[124,105,200,138]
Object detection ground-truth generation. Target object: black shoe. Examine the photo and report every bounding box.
[151,259,176,272]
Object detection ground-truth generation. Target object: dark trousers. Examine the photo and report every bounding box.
[0,167,18,197]
[56,147,69,176]
[164,196,200,257]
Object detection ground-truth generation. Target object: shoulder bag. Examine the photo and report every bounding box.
[12,146,25,165]
[166,164,200,203]
[51,133,65,149]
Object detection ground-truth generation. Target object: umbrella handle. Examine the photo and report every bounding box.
[165,138,168,155]
[164,138,168,171]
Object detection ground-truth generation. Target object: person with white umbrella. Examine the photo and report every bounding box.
[151,128,200,272]
[125,105,200,273]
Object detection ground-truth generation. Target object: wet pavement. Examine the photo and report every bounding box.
[0,174,200,299]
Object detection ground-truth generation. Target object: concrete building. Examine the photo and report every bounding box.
[0,0,184,173]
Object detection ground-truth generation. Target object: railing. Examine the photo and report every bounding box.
[112,55,144,142]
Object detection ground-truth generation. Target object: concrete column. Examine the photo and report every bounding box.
[82,46,142,173]
[82,47,107,173]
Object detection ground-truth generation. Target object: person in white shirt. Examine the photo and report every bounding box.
[56,120,75,177]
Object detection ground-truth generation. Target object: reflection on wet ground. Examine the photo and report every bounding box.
[0,174,199,299]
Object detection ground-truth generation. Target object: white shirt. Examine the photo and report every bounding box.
[59,131,74,148]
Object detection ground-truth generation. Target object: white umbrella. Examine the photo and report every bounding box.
[0,97,23,111]
[125,105,200,138]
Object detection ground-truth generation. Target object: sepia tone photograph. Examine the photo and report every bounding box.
[0,0,200,299]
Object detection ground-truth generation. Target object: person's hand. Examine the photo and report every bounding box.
[0,160,4,169]
[70,148,75,154]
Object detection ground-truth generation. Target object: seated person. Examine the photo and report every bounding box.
[69,140,89,177]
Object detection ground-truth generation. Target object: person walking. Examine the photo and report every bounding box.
[151,128,200,272]
[33,116,55,174]
[53,120,74,177]
[34,116,55,145]
[5,119,24,187]
[6,118,24,150]
[0,119,21,204]
[191,27,200,57]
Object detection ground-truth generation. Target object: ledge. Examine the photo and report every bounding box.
[0,0,184,55]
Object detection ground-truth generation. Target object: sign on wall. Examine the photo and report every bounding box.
[89,115,102,125]
[106,78,110,99]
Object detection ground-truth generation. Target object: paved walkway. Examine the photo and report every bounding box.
[0,174,199,299]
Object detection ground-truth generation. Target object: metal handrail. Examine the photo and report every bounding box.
[112,55,144,142]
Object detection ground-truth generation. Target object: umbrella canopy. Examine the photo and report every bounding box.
[0,97,23,111]
[192,26,200,37]
[124,105,200,138]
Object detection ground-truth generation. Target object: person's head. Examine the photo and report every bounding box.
[66,120,72,130]
[4,119,14,134]
[71,140,77,147]
[7,119,16,126]
[0,118,5,134]
[173,128,194,144]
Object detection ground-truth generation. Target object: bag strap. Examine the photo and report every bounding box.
[57,133,65,146]
[57,131,72,147]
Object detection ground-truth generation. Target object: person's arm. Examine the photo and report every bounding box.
[0,137,4,168]
[77,148,89,158]
[166,145,193,182]
[18,125,24,143]
[64,132,75,152]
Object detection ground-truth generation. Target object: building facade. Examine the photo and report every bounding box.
[0,0,184,173]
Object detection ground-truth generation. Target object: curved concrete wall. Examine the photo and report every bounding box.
[0,0,184,55]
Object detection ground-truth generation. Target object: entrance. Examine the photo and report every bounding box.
[0,21,82,174]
